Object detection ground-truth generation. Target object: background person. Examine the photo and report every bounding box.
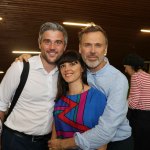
[123,53,150,150]
[0,22,67,150]
[49,50,107,150]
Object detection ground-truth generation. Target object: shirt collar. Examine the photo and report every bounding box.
[34,55,58,75]
[34,55,44,70]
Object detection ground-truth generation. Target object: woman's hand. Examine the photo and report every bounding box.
[48,139,63,150]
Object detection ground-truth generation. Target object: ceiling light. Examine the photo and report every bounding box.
[63,22,95,27]
[0,71,4,74]
[140,29,150,33]
[12,51,41,54]
[0,17,3,21]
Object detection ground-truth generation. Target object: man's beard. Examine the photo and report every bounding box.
[41,52,58,65]
[82,56,105,69]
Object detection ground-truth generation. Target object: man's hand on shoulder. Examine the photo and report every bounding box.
[15,54,32,62]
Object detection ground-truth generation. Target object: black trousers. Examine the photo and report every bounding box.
[107,136,134,150]
[1,126,51,150]
[128,108,150,150]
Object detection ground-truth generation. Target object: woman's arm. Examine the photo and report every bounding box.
[51,123,57,140]
[48,123,58,149]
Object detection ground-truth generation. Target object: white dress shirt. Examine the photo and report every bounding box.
[0,55,58,135]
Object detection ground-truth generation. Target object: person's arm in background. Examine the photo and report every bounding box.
[74,75,129,149]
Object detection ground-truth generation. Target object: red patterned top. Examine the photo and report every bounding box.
[128,71,150,110]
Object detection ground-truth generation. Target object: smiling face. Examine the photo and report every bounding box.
[39,30,66,65]
[79,31,107,72]
[59,61,83,84]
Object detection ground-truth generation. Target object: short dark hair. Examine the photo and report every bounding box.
[123,54,144,71]
[55,50,88,101]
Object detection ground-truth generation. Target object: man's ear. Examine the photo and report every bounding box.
[104,47,107,56]
[39,42,41,50]
[79,44,81,54]
[64,45,67,52]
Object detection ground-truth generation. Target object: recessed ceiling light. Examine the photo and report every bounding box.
[140,29,150,33]
[0,71,4,74]
[0,17,3,21]
[63,22,95,27]
[12,51,41,54]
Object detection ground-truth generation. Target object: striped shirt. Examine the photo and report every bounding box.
[128,71,150,110]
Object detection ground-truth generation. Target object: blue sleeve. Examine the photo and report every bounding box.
[75,75,129,149]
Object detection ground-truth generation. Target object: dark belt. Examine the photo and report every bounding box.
[3,125,51,142]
